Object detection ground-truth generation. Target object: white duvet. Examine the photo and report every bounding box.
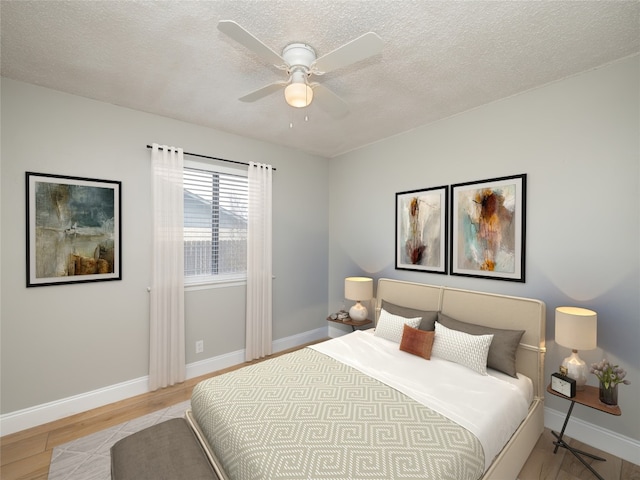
[310,329,532,471]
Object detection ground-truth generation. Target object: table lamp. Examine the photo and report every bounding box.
[555,306,597,391]
[344,277,373,321]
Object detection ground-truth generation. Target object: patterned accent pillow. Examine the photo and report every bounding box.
[399,324,435,360]
[437,313,525,377]
[432,322,494,375]
[374,308,421,343]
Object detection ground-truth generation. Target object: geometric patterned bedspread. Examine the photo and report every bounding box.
[191,348,485,480]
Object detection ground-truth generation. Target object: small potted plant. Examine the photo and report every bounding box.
[590,359,630,406]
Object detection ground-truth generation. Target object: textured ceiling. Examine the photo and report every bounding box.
[2,1,639,158]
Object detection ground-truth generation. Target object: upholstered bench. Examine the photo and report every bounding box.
[110,417,219,479]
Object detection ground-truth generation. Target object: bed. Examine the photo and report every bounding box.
[187,278,546,480]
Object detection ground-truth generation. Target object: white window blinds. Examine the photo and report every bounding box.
[183,163,248,282]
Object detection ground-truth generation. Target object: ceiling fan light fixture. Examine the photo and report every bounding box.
[218,22,382,117]
[284,82,313,108]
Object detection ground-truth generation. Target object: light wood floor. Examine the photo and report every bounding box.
[2,341,639,480]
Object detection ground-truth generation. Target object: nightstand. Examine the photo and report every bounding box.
[326,316,372,331]
[547,384,621,480]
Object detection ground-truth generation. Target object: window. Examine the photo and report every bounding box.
[183,161,248,284]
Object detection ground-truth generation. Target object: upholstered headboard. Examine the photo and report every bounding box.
[375,278,546,398]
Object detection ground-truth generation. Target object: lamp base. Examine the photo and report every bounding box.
[562,350,588,391]
[349,301,368,321]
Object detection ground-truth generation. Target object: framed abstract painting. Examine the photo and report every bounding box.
[395,185,448,274]
[26,172,122,287]
[450,174,526,282]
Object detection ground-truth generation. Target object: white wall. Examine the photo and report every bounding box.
[329,56,639,449]
[1,55,638,459]
[0,79,330,419]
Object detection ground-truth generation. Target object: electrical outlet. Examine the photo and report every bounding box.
[195,340,204,354]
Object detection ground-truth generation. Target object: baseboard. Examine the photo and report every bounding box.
[544,406,640,465]
[272,326,327,352]
[0,326,328,436]
[185,326,328,379]
[185,348,246,379]
[0,375,150,437]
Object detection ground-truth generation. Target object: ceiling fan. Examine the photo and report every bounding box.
[217,20,383,118]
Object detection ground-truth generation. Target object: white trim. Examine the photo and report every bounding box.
[272,326,327,352]
[184,277,246,291]
[328,322,359,338]
[184,274,276,292]
[544,406,640,465]
[185,349,245,379]
[185,326,328,379]
[0,376,149,436]
[0,327,328,436]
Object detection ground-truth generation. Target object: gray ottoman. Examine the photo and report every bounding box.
[111,417,219,479]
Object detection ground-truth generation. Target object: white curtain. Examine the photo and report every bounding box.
[245,162,273,361]
[149,143,185,390]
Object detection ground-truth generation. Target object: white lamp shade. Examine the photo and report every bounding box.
[284,82,313,107]
[344,277,373,302]
[555,306,597,350]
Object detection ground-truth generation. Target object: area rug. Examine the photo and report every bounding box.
[48,400,190,480]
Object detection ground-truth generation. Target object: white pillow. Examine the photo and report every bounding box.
[374,308,421,343]
[432,322,494,375]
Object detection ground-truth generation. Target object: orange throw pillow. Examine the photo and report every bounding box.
[399,324,435,360]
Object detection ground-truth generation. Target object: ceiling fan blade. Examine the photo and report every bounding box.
[311,84,349,118]
[218,20,285,66]
[239,82,287,102]
[312,32,383,74]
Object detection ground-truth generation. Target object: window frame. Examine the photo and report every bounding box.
[183,159,248,289]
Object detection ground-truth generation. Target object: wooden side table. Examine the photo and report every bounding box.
[327,316,372,331]
[547,384,621,480]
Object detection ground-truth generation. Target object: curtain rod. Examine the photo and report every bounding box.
[145,145,275,171]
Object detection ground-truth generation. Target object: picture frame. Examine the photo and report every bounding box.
[450,174,526,282]
[395,185,448,274]
[26,172,122,287]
